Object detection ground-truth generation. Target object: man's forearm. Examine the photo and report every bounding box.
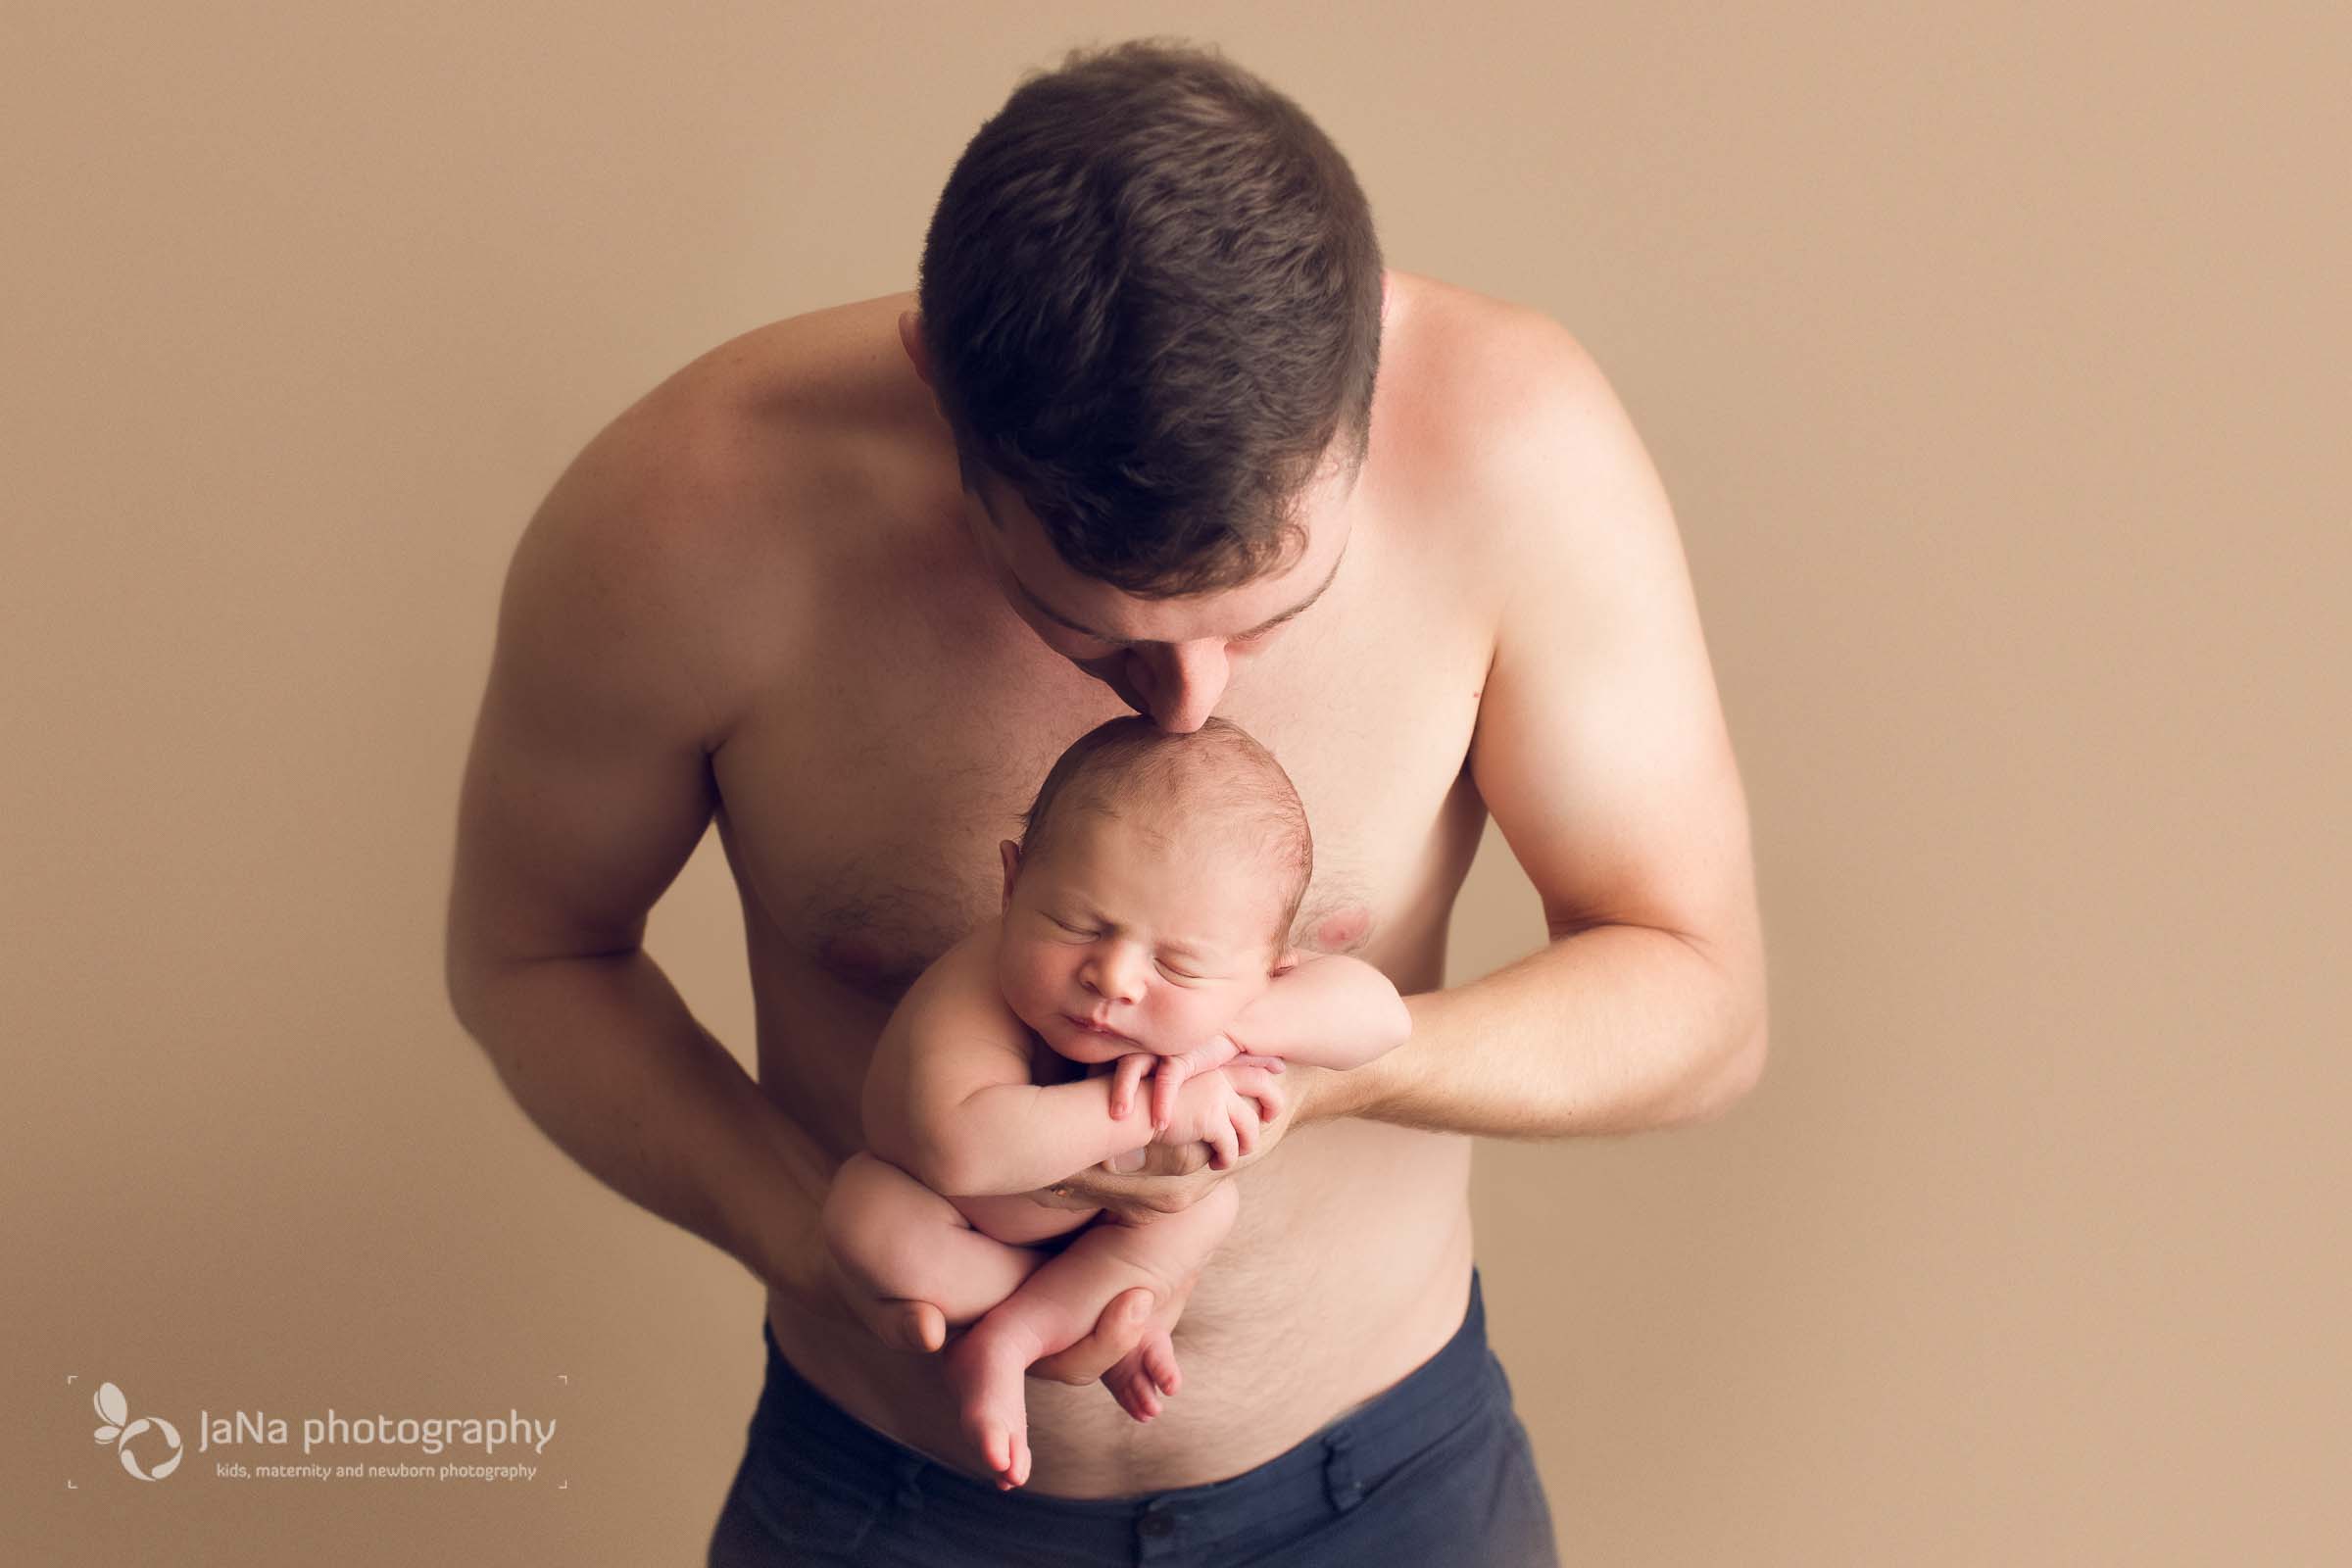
[449,948,829,1296]
[1306,923,1767,1138]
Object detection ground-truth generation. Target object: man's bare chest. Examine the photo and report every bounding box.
[709,614,1491,1009]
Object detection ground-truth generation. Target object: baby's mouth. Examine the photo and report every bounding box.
[1066,1014,1136,1044]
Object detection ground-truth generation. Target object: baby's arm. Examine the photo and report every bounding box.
[1110,957,1408,1131]
[1222,954,1412,1072]
[895,944,1152,1198]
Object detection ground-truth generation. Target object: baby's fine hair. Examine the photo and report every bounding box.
[1020,715,1313,949]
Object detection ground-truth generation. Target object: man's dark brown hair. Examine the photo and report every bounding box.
[916,37,1385,598]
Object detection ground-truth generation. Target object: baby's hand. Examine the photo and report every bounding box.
[1107,1052,1160,1123]
[1108,1042,1288,1134]
[1145,1035,1244,1133]
[1156,1062,1287,1170]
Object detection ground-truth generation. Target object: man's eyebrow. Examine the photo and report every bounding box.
[1009,576,1128,642]
[1015,548,1348,647]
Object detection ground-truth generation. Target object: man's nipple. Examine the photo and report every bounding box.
[1314,906,1372,953]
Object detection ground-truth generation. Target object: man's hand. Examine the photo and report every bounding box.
[1028,1280,1182,1387]
[1033,1058,1328,1225]
[807,1219,951,1355]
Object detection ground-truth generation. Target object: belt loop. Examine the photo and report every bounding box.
[1322,1428,1363,1513]
[890,1452,927,1513]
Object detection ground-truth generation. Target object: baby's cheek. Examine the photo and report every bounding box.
[1175,996,1243,1049]
[999,956,1062,1033]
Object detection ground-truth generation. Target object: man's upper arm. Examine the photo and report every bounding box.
[445,428,730,995]
[1466,319,1766,1023]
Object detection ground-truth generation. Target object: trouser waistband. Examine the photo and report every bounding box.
[748,1267,1496,1548]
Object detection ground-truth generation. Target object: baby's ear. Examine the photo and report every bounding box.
[999,840,1022,912]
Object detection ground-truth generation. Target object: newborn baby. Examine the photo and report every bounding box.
[823,715,1410,1491]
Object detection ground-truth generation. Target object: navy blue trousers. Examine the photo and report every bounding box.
[708,1268,1559,1566]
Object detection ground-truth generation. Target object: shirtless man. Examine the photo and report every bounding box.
[444,39,1766,1567]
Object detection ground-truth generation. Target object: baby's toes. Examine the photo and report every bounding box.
[1102,1356,1161,1421]
[1143,1335,1182,1398]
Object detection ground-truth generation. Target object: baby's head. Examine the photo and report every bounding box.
[996,715,1312,1065]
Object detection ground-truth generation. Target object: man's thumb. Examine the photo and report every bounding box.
[894,1300,944,1353]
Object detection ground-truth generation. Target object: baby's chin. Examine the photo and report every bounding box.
[1029,1012,1153,1064]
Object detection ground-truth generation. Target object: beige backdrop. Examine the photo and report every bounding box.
[6,3,2344,1564]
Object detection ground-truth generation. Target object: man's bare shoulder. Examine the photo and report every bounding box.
[1383,272,1654,569]
[531,295,947,736]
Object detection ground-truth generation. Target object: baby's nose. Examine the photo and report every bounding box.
[1086,949,1147,1002]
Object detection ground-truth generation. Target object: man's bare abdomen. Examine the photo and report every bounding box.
[766,1115,1475,1496]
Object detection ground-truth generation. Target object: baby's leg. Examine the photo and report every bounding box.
[946,1180,1240,1490]
[822,1152,1051,1349]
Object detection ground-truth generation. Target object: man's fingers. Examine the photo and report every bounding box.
[846,1289,944,1354]
[897,1300,944,1353]
[1031,1287,1153,1385]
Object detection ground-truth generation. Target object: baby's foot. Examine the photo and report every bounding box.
[945,1324,1033,1490]
[1102,1327,1181,1422]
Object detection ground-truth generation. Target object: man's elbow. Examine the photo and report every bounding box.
[441,890,503,1032]
[443,931,490,1036]
[443,925,522,1042]
[1681,1017,1768,1124]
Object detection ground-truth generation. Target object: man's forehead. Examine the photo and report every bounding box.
[1008,547,1348,647]
[973,471,1354,645]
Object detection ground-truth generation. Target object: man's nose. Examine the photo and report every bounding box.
[1131,641,1231,734]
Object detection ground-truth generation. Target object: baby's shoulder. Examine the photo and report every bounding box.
[890,923,1031,1077]
[902,921,1013,1015]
